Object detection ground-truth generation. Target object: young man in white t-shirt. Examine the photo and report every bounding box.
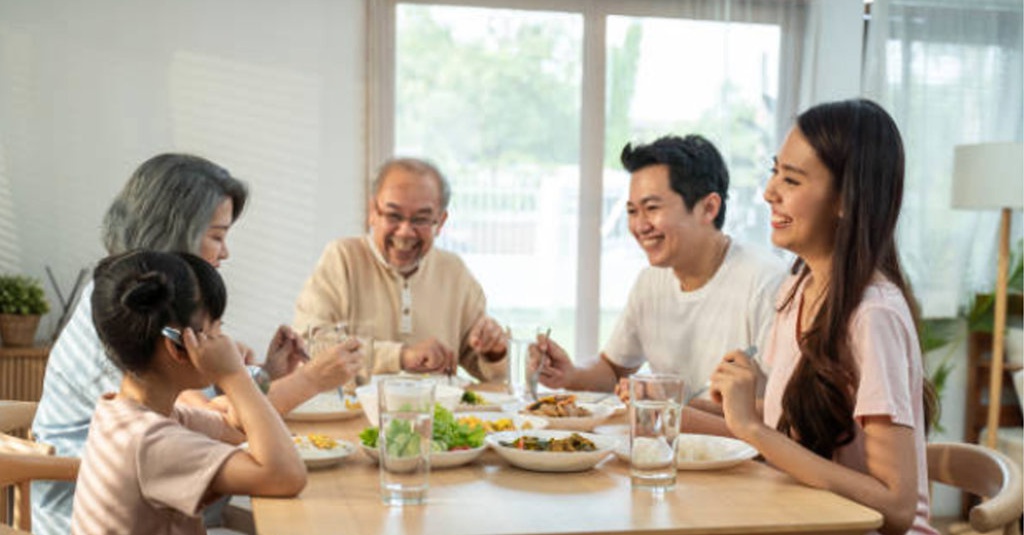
[531,135,785,402]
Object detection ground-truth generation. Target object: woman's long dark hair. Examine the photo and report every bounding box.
[776,99,937,459]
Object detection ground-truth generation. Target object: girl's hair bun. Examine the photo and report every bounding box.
[120,271,171,313]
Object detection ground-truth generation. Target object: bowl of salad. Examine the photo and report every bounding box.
[359,404,488,469]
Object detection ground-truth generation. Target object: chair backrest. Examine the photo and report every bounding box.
[927,442,1024,535]
[0,400,78,534]
[0,402,37,437]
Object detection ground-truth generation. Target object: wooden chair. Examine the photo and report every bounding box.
[928,442,1024,535]
[0,401,79,534]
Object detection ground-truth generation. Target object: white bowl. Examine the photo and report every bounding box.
[361,443,487,469]
[521,403,614,432]
[486,430,616,472]
[356,382,463,426]
[455,411,549,433]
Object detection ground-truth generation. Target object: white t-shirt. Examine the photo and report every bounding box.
[603,240,786,394]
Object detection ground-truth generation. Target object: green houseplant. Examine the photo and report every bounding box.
[922,238,1024,433]
[0,274,50,347]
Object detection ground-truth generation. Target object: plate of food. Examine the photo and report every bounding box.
[613,433,758,471]
[242,434,355,469]
[486,430,616,473]
[456,411,548,433]
[456,390,517,412]
[358,404,488,469]
[286,392,363,422]
[520,394,614,431]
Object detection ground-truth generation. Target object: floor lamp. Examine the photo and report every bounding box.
[951,141,1024,449]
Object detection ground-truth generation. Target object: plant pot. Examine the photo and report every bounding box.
[0,314,41,347]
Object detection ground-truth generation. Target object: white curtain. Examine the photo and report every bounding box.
[864,0,1024,318]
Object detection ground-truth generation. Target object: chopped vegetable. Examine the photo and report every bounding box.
[460,390,485,405]
[358,404,485,452]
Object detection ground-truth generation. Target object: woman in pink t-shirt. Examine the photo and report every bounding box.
[71,251,318,535]
[709,99,938,535]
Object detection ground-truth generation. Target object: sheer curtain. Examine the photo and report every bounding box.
[864,0,1024,318]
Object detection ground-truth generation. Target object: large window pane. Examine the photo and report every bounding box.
[599,16,781,347]
[395,5,583,352]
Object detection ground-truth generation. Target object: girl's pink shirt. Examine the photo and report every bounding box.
[762,274,938,535]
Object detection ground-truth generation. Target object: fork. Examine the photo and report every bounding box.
[527,328,551,401]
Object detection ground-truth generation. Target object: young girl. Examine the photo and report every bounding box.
[710,99,938,535]
[71,251,308,535]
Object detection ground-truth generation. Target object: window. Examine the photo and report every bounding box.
[374,0,811,358]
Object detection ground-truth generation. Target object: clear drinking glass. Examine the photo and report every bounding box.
[629,373,684,492]
[378,377,435,506]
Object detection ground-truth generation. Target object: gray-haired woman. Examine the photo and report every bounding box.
[31,153,362,535]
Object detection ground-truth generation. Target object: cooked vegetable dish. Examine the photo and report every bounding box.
[500,433,597,452]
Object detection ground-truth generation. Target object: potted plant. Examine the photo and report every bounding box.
[0,274,50,347]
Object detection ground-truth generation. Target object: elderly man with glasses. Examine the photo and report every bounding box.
[293,157,508,382]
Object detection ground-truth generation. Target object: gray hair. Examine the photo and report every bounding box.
[102,153,249,255]
[371,157,451,211]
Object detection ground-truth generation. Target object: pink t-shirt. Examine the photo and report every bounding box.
[71,395,239,535]
[762,275,937,535]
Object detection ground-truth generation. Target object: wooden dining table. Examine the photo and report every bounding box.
[252,397,883,535]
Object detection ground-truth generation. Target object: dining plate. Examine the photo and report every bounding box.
[360,443,488,469]
[486,430,616,473]
[456,391,517,412]
[520,403,614,432]
[286,392,363,422]
[613,433,758,471]
[241,436,356,470]
[455,411,548,433]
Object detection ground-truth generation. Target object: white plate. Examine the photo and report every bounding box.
[613,433,758,471]
[521,403,614,432]
[486,430,616,473]
[456,391,517,412]
[241,437,356,469]
[360,443,487,469]
[286,392,363,422]
[455,411,548,433]
[592,423,630,436]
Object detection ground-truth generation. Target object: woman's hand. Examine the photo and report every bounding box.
[263,325,307,379]
[299,336,364,391]
[709,350,763,441]
[183,324,246,384]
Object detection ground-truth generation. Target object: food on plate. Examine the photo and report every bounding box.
[460,390,485,405]
[359,404,486,453]
[294,433,339,450]
[499,432,597,452]
[524,394,592,418]
[457,415,533,433]
[344,398,361,410]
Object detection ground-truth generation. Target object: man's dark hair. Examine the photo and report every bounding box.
[620,134,729,229]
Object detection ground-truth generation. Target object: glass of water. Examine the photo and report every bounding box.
[629,373,684,492]
[378,377,435,506]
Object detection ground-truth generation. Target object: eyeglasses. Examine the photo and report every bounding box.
[374,204,438,230]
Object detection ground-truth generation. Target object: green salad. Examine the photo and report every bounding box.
[359,404,486,455]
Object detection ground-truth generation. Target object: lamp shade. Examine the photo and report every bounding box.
[951,142,1024,210]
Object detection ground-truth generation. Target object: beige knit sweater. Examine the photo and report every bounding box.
[293,236,507,382]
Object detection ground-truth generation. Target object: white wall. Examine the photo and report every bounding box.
[0,0,367,351]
